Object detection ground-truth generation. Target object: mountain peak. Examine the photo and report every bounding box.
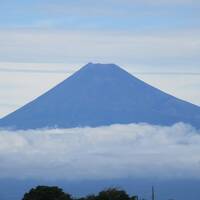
[84,62,119,68]
[73,62,135,82]
[0,63,200,130]
[80,62,124,73]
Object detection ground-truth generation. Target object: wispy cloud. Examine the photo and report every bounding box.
[0,29,199,67]
[0,68,74,74]
[0,123,199,180]
[1,67,200,75]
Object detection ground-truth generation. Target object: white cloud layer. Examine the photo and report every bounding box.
[0,123,200,180]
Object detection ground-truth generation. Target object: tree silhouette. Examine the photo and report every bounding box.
[22,185,72,200]
[22,185,139,200]
[96,188,130,200]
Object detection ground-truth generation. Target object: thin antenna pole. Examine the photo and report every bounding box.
[152,186,155,200]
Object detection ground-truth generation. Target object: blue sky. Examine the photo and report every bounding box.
[0,0,200,117]
[0,0,199,66]
[1,0,200,30]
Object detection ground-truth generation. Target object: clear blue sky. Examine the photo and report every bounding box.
[0,0,200,116]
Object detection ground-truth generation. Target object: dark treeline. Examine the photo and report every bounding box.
[22,185,139,200]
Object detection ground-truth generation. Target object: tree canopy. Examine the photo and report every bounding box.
[22,186,72,200]
[97,188,130,200]
[22,186,138,200]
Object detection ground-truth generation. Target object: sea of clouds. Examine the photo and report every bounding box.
[0,123,200,180]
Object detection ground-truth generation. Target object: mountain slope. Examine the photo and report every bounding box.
[0,63,200,130]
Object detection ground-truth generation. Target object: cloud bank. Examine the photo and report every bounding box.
[0,123,200,180]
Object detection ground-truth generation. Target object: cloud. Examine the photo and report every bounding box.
[35,0,200,19]
[0,68,71,74]
[0,123,199,180]
[0,29,200,65]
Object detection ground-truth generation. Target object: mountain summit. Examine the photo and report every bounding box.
[0,63,200,130]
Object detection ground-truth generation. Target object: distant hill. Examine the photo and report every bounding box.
[0,63,200,130]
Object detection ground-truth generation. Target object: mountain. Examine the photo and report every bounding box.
[0,63,200,130]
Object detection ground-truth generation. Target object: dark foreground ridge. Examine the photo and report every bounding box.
[0,63,200,130]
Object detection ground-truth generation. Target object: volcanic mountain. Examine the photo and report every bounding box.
[0,63,200,130]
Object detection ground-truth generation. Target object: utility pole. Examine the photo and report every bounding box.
[152,186,155,200]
